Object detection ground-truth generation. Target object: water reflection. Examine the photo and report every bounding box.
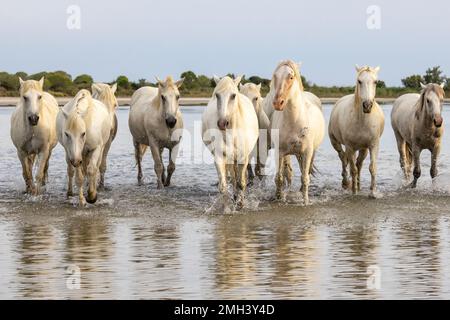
[1,106,450,299]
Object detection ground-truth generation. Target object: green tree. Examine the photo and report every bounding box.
[74,74,94,89]
[377,80,386,88]
[45,71,73,93]
[401,74,423,89]
[116,75,131,89]
[0,72,20,91]
[423,66,446,85]
[180,71,198,89]
[15,71,28,80]
[197,75,212,88]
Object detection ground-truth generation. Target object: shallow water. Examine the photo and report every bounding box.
[1,104,450,299]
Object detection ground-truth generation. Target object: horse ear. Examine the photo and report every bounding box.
[355,65,361,72]
[234,75,243,86]
[39,77,45,90]
[239,83,244,91]
[175,78,184,88]
[91,83,100,94]
[111,83,117,94]
[155,77,165,88]
[19,77,24,87]
[373,66,380,74]
[257,83,262,91]
[213,75,221,85]
[62,109,69,119]
[440,81,446,89]
[420,82,427,89]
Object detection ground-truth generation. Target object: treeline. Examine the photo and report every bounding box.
[1,66,449,98]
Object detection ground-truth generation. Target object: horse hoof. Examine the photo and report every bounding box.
[67,191,73,198]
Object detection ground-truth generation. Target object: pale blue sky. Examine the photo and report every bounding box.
[0,0,448,86]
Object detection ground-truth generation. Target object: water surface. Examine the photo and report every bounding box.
[1,105,450,299]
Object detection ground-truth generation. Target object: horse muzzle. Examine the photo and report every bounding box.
[362,101,373,113]
[217,119,229,131]
[434,116,443,128]
[28,114,39,126]
[273,98,285,111]
[165,116,177,129]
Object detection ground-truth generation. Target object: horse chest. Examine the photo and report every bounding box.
[281,127,308,154]
[21,132,43,154]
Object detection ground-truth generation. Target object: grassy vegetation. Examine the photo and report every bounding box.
[1,66,448,98]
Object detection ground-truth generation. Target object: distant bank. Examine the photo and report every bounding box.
[2,97,448,107]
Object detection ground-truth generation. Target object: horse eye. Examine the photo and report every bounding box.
[427,99,431,104]
[230,94,236,100]
[215,94,220,100]
[358,80,362,85]
[176,95,180,100]
[65,132,70,138]
[161,95,166,102]
[81,132,86,138]
[38,95,42,100]
[254,97,258,102]
[23,96,28,101]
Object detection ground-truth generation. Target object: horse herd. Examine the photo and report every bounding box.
[9,60,445,208]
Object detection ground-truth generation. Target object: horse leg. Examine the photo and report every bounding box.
[356,149,368,192]
[275,155,285,200]
[34,148,50,195]
[298,149,313,205]
[255,141,263,179]
[18,151,33,194]
[149,141,164,189]
[346,149,357,194]
[214,155,227,194]
[247,162,254,184]
[283,155,293,188]
[133,140,146,185]
[330,136,349,190]
[43,150,52,186]
[85,148,102,204]
[164,148,176,187]
[410,146,422,188]
[235,160,248,210]
[75,166,86,206]
[66,156,74,198]
[368,144,379,198]
[430,145,441,180]
[99,136,112,190]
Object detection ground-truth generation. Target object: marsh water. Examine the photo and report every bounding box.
[1,104,450,299]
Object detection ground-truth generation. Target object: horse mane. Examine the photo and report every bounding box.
[415,84,445,119]
[273,60,304,91]
[20,80,43,96]
[92,83,117,112]
[65,90,94,129]
[213,76,236,94]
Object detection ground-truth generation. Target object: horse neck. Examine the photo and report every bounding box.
[284,84,307,123]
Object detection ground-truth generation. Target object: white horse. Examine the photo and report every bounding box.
[239,82,270,180]
[391,83,445,187]
[56,90,112,206]
[10,77,59,195]
[129,76,184,188]
[270,60,325,204]
[202,76,259,209]
[91,82,118,189]
[329,65,384,198]
[261,69,322,186]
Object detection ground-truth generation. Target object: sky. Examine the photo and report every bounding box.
[0,0,449,86]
